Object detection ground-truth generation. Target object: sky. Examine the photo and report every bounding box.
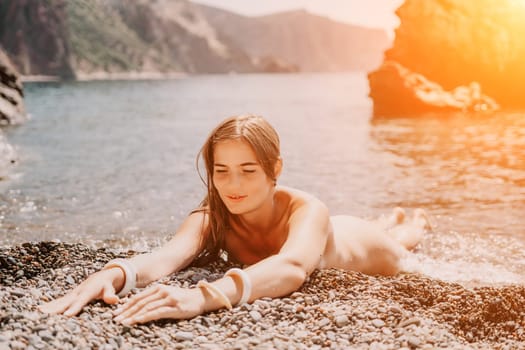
[190,0,404,31]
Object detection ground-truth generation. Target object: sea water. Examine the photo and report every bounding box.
[1,73,524,286]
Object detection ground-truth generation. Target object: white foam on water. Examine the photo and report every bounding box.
[401,251,525,287]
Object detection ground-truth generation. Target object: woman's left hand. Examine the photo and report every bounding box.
[113,284,206,325]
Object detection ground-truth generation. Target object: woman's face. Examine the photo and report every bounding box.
[212,139,275,215]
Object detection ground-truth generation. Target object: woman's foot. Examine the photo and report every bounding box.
[379,207,406,230]
[385,208,430,251]
[413,208,432,230]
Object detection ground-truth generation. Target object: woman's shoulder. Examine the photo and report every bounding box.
[276,185,327,210]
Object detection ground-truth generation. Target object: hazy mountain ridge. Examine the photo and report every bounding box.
[197,5,391,72]
[0,0,390,78]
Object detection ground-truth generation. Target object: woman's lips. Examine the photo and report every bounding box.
[226,195,247,203]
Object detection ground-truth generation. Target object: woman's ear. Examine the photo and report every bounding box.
[274,157,283,181]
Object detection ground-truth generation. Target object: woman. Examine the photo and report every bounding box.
[40,115,430,325]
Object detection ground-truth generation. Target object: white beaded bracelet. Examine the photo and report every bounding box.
[103,258,137,297]
[197,280,233,310]
[225,268,252,306]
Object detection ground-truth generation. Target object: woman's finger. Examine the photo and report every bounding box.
[114,286,160,316]
[63,291,99,316]
[101,282,119,305]
[114,287,166,321]
[124,306,176,325]
[39,291,78,314]
[120,296,176,324]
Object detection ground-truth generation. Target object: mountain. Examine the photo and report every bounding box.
[197,5,391,72]
[0,0,263,78]
[0,0,391,78]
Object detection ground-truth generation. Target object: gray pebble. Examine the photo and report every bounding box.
[318,317,331,327]
[9,341,27,350]
[37,330,53,342]
[249,310,262,322]
[398,317,421,328]
[371,319,386,328]
[335,315,350,327]
[407,336,421,348]
[174,331,194,341]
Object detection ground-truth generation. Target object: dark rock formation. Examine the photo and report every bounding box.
[382,0,525,108]
[254,56,299,74]
[0,48,22,179]
[0,49,26,125]
[198,6,391,72]
[368,61,499,116]
[0,0,75,79]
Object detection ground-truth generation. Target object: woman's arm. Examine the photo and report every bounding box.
[203,199,330,309]
[40,211,207,316]
[129,211,207,287]
[114,199,330,324]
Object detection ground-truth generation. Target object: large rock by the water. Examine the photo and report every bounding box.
[382,0,525,108]
[0,48,23,178]
[0,49,26,125]
[368,61,499,116]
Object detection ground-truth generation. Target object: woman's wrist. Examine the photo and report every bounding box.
[100,267,125,295]
[194,285,216,313]
[103,259,138,297]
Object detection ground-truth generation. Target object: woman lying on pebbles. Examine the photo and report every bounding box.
[40,115,431,326]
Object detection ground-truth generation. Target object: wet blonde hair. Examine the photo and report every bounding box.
[192,115,281,265]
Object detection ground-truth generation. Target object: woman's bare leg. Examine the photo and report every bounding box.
[322,208,431,276]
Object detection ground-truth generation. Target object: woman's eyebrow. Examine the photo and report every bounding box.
[213,162,259,167]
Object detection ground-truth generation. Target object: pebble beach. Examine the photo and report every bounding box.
[1,241,524,350]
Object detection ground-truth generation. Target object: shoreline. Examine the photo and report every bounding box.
[21,71,187,83]
[1,241,524,349]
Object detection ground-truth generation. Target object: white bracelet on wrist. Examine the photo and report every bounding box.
[103,258,137,297]
[197,280,233,310]
[225,268,252,305]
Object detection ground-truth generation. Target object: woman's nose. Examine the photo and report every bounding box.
[227,172,242,188]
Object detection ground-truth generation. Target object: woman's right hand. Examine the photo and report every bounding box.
[39,267,125,316]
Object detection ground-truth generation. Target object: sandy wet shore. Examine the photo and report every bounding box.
[1,241,524,349]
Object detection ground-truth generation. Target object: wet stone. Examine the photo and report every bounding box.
[174,331,194,341]
[371,319,386,328]
[249,310,262,322]
[318,317,331,327]
[335,315,350,327]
